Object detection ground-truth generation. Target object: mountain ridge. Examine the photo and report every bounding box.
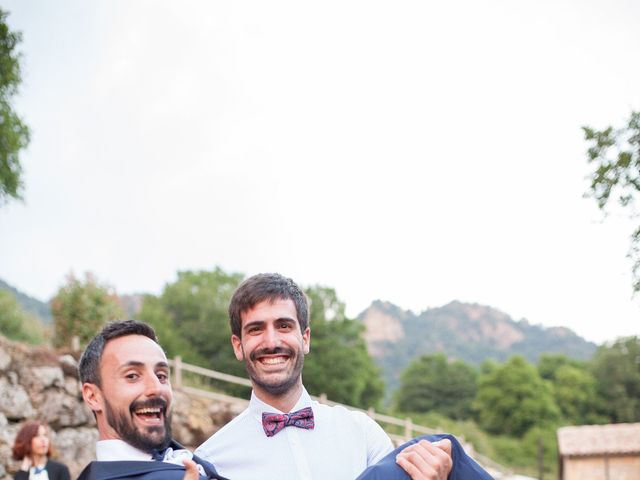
[358,299,597,394]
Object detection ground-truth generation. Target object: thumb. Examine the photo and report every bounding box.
[182,458,200,480]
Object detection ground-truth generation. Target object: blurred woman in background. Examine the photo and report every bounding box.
[11,421,70,480]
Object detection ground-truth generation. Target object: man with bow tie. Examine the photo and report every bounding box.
[75,318,456,480]
[76,320,227,480]
[195,273,455,480]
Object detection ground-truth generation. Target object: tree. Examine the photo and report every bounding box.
[537,354,604,424]
[0,9,30,205]
[138,268,246,377]
[590,336,640,423]
[0,289,45,344]
[302,286,384,409]
[474,356,560,437]
[394,353,477,420]
[138,271,384,407]
[583,111,640,290]
[51,272,123,348]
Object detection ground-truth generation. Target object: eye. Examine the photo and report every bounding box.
[125,372,139,381]
[157,372,169,383]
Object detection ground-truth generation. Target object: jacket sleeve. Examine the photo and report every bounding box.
[356,433,495,480]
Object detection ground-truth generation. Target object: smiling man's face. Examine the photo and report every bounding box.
[93,334,173,452]
[232,298,310,402]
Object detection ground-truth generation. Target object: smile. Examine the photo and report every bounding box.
[130,400,168,426]
[259,356,288,365]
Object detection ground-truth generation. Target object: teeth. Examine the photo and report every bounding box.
[261,357,286,365]
[136,408,161,414]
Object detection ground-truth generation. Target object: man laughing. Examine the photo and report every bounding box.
[77,320,226,480]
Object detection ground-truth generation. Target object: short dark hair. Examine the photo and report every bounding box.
[12,421,53,460]
[229,273,309,337]
[78,320,159,386]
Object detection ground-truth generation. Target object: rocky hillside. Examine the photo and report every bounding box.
[0,335,238,479]
[359,300,597,393]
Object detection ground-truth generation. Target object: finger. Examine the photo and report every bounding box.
[182,458,200,480]
[432,439,452,457]
[396,451,436,480]
[399,440,452,479]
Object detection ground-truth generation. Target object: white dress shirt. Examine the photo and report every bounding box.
[195,388,394,480]
[96,440,153,462]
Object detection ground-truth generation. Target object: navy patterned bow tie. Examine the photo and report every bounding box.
[262,406,315,437]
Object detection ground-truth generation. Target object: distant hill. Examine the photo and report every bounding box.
[0,278,52,324]
[358,300,597,394]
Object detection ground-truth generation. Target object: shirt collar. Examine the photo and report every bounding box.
[96,439,153,462]
[249,387,312,419]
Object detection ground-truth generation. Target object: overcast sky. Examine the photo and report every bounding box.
[1,0,639,345]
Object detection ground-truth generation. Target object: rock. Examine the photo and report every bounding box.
[54,427,98,478]
[58,354,79,377]
[0,378,35,420]
[172,391,218,448]
[63,375,81,397]
[30,366,65,388]
[34,390,93,428]
[0,422,21,479]
[0,347,10,371]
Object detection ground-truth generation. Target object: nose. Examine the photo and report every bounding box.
[143,372,163,396]
[263,325,281,350]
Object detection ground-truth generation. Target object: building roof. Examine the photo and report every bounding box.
[557,423,640,456]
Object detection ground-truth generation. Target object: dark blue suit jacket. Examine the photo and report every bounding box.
[76,441,228,480]
[357,434,494,480]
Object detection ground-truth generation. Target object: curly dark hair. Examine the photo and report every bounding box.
[12,421,53,460]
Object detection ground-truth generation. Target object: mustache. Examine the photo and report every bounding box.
[129,396,168,413]
[250,346,294,362]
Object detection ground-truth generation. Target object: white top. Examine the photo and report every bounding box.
[195,388,394,480]
[96,440,153,462]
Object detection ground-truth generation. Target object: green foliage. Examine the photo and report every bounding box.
[583,111,640,290]
[0,9,30,205]
[0,289,46,344]
[537,353,582,381]
[394,353,477,419]
[138,268,245,378]
[490,426,558,479]
[538,353,605,424]
[590,336,640,422]
[51,272,124,348]
[302,286,384,408]
[474,356,560,437]
[137,271,383,407]
[0,278,53,324]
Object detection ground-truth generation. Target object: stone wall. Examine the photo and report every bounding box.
[0,335,239,479]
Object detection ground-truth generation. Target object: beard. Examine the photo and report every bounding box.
[104,396,172,454]
[246,346,304,396]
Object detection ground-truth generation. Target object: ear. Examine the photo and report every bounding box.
[231,335,245,361]
[302,327,310,355]
[82,383,104,413]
